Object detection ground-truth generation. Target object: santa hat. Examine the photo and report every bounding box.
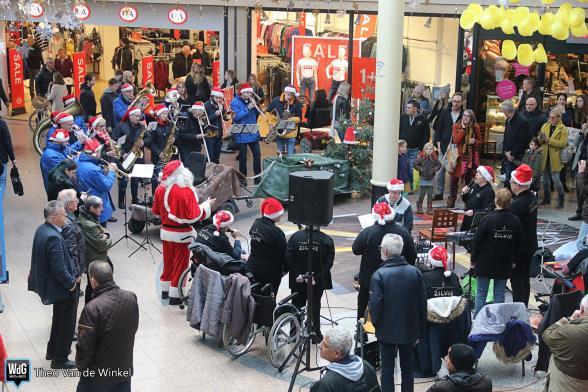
[213,210,234,236]
[477,165,494,184]
[120,83,134,93]
[54,111,74,124]
[387,178,404,192]
[49,128,70,143]
[161,160,183,181]
[284,85,297,94]
[511,164,533,186]
[83,138,103,154]
[122,106,142,122]
[190,101,205,112]
[343,127,356,144]
[154,104,169,117]
[372,202,395,225]
[211,87,224,98]
[165,88,180,103]
[62,94,76,107]
[261,197,284,220]
[239,83,254,94]
[88,115,105,130]
[428,246,451,277]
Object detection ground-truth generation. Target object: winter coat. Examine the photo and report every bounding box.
[434,108,463,154]
[77,205,112,270]
[521,148,543,191]
[414,153,441,180]
[46,83,68,111]
[54,57,73,78]
[76,154,116,223]
[79,83,96,117]
[187,264,226,338]
[539,122,568,173]
[400,114,430,150]
[28,223,77,305]
[451,123,482,178]
[231,96,260,144]
[172,53,194,79]
[310,356,381,392]
[112,95,132,126]
[0,119,16,164]
[247,217,288,294]
[397,153,411,183]
[522,108,547,137]
[509,189,538,263]
[503,112,531,160]
[62,211,85,275]
[422,268,462,299]
[112,120,145,155]
[543,316,588,381]
[40,143,67,191]
[352,222,417,290]
[204,100,227,141]
[471,209,522,279]
[429,98,448,131]
[27,44,43,70]
[144,120,174,166]
[460,182,495,231]
[196,225,242,261]
[220,274,255,346]
[193,50,211,70]
[177,115,203,158]
[35,66,54,96]
[287,230,334,292]
[573,131,588,171]
[427,370,492,392]
[368,256,427,344]
[185,75,211,103]
[577,172,588,223]
[376,194,414,232]
[100,89,118,129]
[76,280,139,383]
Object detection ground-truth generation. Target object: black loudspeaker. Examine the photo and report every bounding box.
[184,152,207,185]
[288,171,334,226]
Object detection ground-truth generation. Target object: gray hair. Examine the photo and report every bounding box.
[550,108,562,118]
[381,233,404,256]
[500,100,515,113]
[88,260,113,285]
[85,195,103,210]
[57,189,77,205]
[44,200,64,219]
[323,327,353,356]
[581,295,588,313]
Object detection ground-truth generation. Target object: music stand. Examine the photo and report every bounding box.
[110,166,145,252]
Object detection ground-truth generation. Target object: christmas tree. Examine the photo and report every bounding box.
[324,98,374,196]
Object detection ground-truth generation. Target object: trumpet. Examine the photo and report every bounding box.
[94,154,131,179]
[71,124,87,141]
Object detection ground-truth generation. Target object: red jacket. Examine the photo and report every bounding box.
[55,57,73,78]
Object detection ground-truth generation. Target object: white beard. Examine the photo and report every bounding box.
[164,167,194,188]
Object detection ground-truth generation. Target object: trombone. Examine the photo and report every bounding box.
[94,154,131,179]
[196,109,218,139]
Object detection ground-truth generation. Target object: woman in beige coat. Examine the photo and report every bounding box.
[539,108,569,209]
[46,72,68,111]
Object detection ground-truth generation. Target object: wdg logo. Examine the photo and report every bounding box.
[4,359,31,388]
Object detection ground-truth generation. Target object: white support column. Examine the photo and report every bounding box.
[370,0,405,202]
[0,22,8,118]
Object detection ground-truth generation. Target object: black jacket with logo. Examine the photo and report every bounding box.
[509,189,539,265]
[196,224,242,260]
[400,113,430,150]
[460,182,495,231]
[247,217,288,293]
[286,230,335,292]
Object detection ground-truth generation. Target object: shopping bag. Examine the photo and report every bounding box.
[10,166,24,196]
[442,143,459,175]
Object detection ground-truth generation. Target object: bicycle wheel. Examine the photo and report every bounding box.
[28,111,40,132]
[33,120,50,155]
[267,312,302,369]
[177,266,194,309]
[223,323,257,358]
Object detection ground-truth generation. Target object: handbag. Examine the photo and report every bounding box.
[10,166,24,196]
[442,136,459,174]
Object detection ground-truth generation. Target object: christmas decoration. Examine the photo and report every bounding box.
[36,22,54,40]
[0,40,6,56]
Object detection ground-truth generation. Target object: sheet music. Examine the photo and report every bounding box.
[358,213,375,229]
[131,163,155,179]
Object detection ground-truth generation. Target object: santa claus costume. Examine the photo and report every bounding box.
[152,160,212,304]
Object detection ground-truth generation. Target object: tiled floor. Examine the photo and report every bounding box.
[1,117,578,391]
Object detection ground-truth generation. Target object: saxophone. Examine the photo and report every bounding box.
[121,127,147,171]
[159,121,180,165]
[109,139,122,160]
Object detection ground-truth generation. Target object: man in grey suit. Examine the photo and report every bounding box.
[28,200,80,369]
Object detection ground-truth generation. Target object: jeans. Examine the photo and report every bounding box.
[503,160,516,190]
[329,80,343,101]
[418,186,433,204]
[47,286,79,362]
[28,69,39,98]
[276,138,296,155]
[237,141,261,179]
[300,78,316,103]
[577,222,588,251]
[205,137,223,164]
[474,277,507,316]
[434,165,446,196]
[77,379,131,392]
[407,148,420,189]
[543,156,564,198]
[380,342,415,392]
[0,162,6,199]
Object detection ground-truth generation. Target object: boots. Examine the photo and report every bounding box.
[446,196,456,208]
[432,193,444,201]
[416,202,424,214]
[540,192,551,205]
[556,195,565,209]
[426,202,434,215]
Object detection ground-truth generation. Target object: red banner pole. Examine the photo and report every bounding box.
[73,52,86,100]
[212,61,220,87]
[8,48,25,115]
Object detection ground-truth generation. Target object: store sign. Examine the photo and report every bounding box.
[142,56,154,87]
[352,57,376,100]
[73,4,91,21]
[119,5,138,23]
[73,52,86,99]
[354,15,377,39]
[168,7,188,25]
[28,2,44,19]
[212,60,220,87]
[8,49,25,111]
[496,79,517,100]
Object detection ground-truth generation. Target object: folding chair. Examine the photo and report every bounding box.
[418,209,458,268]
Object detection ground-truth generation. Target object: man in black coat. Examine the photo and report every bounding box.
[26,35,44,99]
[287,227,335,342]
[516,77,543,113]
[193,41,211,71]
[369,233,427,392]
[100,78,121,131]
[0,119,16,199]
[57,189,85,278]
[501,100,531,189]
[79,73,97,118]
[427,344,492,392]
[172,45,194,79]
[196,210,242,260]
[522,97,547,137]
[35,57,55,97]
[400,100,430,191]
[508,164,538,307]
[28,201,80,369]
[352,202,417,320]
[76,261,139,391]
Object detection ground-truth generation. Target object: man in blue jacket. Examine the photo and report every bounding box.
[369,233,427,392]
[28,200,80,369]
[231,83,261,184]
[45,110,88,149]
[112,83,135,126]
[76,139,117,226]
[266,85,302,155]
[41,129,71,192]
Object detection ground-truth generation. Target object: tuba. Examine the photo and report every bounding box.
[128,82,156,112]
[33,100,84,155]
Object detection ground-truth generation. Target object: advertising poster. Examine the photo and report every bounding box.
[73,52,86,99]
[352,57,376,100]
[8,49,25,113]
[354,15,378,39]
[141,55,154,87]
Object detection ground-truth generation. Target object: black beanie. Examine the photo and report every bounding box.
[448,344,476,371]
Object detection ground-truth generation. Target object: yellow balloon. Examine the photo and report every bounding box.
[467,4,484,21]
[542,0,555,4]
[518,24,534,37]
[557,4,572,23]
[460,10,476,30]
[517,44,534,66]
[571,22,588,37]
[539,13,555,35]
[496,6,506,25]
[480,9,496,30]
[509,0,521,3]
[528,13,540,30]
[569,8,586,29]
[502,40,517,60]
[533,44,548,64]
[505,9,517,26]
[550,18,567,40]
[514,7,530,27]
[487,5,502,26]
[501,18,515,35]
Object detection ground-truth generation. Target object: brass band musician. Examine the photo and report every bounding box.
[266,85,302,155]
[177,101,207,164]
[205,87,231,164]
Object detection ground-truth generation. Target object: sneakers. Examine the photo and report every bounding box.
[568,215,582,221]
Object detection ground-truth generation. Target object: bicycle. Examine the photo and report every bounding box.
[29,96,50,133]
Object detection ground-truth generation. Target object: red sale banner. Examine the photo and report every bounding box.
[299,12,306,36]
[352,57,376,100]
[73,52,86,99]
[212,60,220,87]
[291,37,360,97]
[8,49,25,113]
[354,15,378,39]
[141,56,154,87]
[223,86,234,108]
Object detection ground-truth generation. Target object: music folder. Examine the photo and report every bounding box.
[131,164,155,179]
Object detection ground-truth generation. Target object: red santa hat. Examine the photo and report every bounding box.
[477,165,494,184]
[54,111,74,124]
[372,202,395,225]
[428,246,451,277]
[122,106,142,122]
[343,127,356,144]
[261,197,284,220]
[161,160,183,181]
[190,101,205,112]
[165,88,180,103]
[154,104,169,118]
[239,83,254,94]
[387,178,404,192]
[83,138,103,154]
[211,87,224,98]
[88,115,106,130]
[62,94,76,107]
[284,85,297,94]
[120,83,134,93]
[213,210,234,236]
[49,128,70,143]
[511,164,533,186]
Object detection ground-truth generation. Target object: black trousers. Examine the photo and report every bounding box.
[118,176,140,204]
[237,141,261,181]
[47,286,79,362]
[511,269,530,307]
[576,174,585,216]
[357,284,369,320]
[292,286,324,338]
